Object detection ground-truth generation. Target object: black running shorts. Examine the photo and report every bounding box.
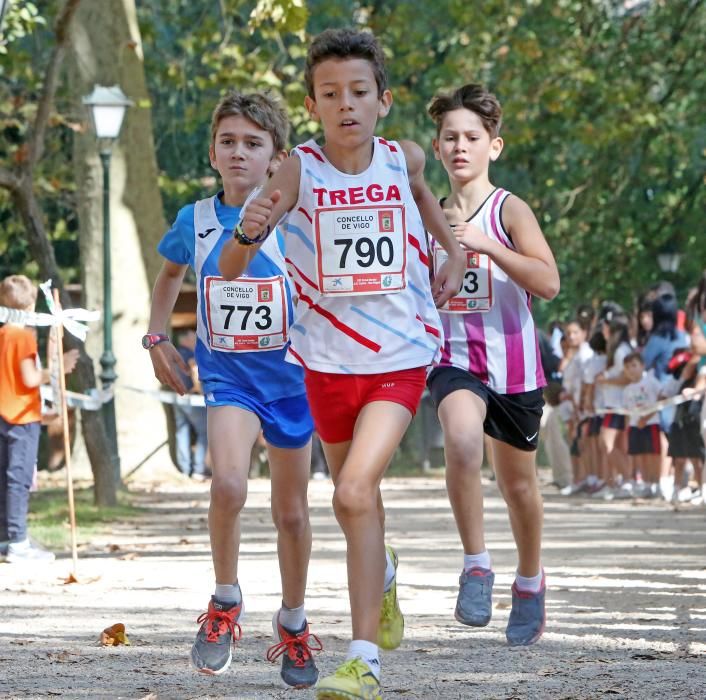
[427,366,544,452]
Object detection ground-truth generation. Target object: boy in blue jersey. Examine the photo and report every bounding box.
[146,92,321,688]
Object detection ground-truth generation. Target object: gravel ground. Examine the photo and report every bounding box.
[1,473,704,699]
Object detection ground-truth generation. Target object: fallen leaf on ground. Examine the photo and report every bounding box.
[100,623,131,646]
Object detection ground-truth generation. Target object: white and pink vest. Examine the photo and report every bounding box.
[430,188,546,394]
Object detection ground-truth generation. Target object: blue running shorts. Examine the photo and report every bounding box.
[205,390,313,449]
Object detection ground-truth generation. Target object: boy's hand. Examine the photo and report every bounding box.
[241,190,281,239]
[148,341,190,395]
[63,349,79,374]
[637,416,648,429]
[432,251,466,308]
[452,222,488,253]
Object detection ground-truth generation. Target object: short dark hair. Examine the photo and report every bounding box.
[623,351,645,367]
[305,28,388,98]
[428,83,503,138]
[210,91,290,153]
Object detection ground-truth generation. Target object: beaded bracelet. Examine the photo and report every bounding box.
[233,222,271,246]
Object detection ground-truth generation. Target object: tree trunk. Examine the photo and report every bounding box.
[69,0,169,479]
[11,177,118,506]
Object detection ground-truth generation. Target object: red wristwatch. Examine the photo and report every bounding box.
[141,333,170,349]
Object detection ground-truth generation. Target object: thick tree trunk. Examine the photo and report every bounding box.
[11,178,117,506]
[69,0,169,478]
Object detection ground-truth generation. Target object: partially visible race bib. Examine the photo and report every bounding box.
[204,275,287,352]
[434,247,493,313]
[314,205,407,295]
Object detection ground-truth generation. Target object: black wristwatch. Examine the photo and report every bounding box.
[141,333,170,350]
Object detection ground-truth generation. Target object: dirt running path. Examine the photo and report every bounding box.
[1,475,705,699]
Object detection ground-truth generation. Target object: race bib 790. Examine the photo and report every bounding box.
[315,205,407,295]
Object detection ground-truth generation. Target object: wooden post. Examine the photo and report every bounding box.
[53,289,79,577]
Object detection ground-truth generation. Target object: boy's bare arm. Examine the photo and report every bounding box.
[148,261,190,395]
[219,156,301,280]
[399,140,465,306]
[453,194,560,300]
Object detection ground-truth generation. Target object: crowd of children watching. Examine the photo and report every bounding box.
[539,271,706,505]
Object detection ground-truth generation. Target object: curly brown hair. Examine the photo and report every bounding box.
[305,28,388,98]
[428,84,503,138]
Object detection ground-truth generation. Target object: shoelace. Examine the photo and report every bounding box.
[334,658,376,681]
[197,607,243,644]
[266,627,323,667]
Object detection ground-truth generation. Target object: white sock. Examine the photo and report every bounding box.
[214,582,242,605]
[515,570,544,593]
[8,539,30,553]
[347,640,380,680]
[278,602,306,632]
[383,549,396,592]
[463,550,491,572]
[586,474,598,486]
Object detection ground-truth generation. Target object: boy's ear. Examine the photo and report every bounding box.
[208,143,217,169]
[267,149,288,177]
[432,137,441,160]
[489,136,504,162]
[378,89,393,119]
[304,95,319,122]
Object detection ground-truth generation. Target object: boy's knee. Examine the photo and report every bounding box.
[210,476,247,514]
[498,476,536,506]
[332,480,375,520]
[445,438,483,472]
[272,504,309,536]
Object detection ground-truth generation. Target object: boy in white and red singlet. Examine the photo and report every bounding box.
[426,84,560,646]
[219,28,465,700]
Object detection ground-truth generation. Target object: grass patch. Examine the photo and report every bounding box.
[27,488,143,551]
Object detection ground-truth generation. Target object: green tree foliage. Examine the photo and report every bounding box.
[2,0,704,322]
[0,0,81,282]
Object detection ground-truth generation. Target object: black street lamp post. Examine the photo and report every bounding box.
[82,85,133,486]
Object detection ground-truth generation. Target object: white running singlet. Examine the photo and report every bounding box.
[282,137,442,374]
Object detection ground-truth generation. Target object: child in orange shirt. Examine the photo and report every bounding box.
[0,275,77,562]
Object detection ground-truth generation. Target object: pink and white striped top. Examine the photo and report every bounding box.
[431,188,546,395]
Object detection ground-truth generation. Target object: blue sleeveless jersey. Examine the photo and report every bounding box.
[158,193,305,403]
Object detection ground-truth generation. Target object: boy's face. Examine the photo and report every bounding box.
[304,58,392,148]
[209,115,284,193]
[433,108,503,183]
[624,359,643,383]
[565,322,585,349]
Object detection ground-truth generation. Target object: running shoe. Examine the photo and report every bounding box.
[455,566,494,627]
[377,545,404,650]
[506,572,546,646]
[190,596,242,675]
[316,658,381,700]
[267,611,322,688]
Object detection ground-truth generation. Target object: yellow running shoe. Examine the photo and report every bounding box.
[377,545,404,650]
[316,658,382,700]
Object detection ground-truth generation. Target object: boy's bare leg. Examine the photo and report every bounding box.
[322,401,412,642]
[268,441,313,609]
[490,438,543,578]
[437,390,487,555]
[207,406,261,584]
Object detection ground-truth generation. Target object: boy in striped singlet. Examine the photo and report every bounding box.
[426,84,560,646]
[220,28,465,700]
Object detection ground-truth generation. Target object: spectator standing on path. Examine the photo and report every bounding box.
[0,275,78,563]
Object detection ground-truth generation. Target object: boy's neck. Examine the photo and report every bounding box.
[220,183,252,207]
[321,138,375,175]
[443,175,495,218]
